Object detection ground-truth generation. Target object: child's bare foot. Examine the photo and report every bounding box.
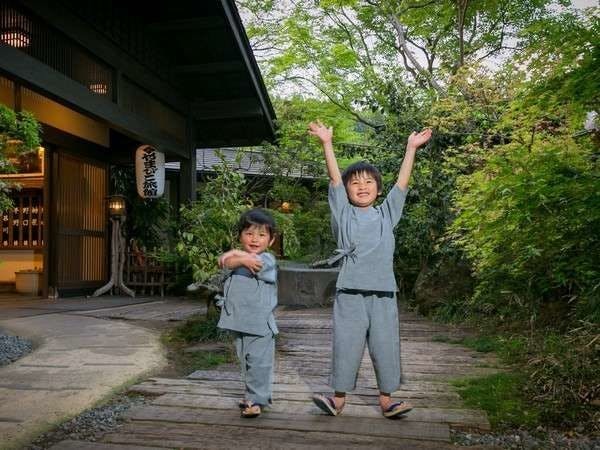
[380,394,413,418]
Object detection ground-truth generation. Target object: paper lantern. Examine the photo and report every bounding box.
[135,145,164,198]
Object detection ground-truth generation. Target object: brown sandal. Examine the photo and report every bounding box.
[241,402,261,418]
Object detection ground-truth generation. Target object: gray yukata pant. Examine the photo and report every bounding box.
[331,290,402,393]
[234,331,275,406]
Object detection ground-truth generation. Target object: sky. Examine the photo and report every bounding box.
[572,0,598,7]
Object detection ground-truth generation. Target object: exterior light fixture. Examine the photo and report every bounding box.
[0,11,31,48]
[93,193,134,298]
[107,194,126,218]
[280,201,292,213]
[0,29,29,47]
[89,83,108,95]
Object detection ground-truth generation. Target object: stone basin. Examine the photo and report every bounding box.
[277,261,339,307]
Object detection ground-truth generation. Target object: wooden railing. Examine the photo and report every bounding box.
[1,189,44,249]
[125,247,169,297]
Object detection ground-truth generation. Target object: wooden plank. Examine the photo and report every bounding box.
[125,405,451,442]
[140,377,455,394]
[49,440,163,450]
[129,379,461,402]
[103,422,458,449]
[119,304,493,444]
[150,394,490,430]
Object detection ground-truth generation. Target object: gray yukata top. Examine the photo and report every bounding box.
[217,252,278,336]
[329,182,408,292]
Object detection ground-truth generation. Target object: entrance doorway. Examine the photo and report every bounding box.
[50,151,108,296]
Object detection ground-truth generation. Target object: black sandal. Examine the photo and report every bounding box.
[312,394,343,416]
[382,401,413,418]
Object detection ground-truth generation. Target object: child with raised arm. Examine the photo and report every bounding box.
[216,208,278,418]
[308,120,431,418]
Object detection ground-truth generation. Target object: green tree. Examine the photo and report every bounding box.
[177,154,249,283]
[449,9,600,323]
[239,0,563,125]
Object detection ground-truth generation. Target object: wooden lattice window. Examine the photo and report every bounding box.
[1,189,44,249]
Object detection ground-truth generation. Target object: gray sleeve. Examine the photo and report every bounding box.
[256,253,277,283]
[328,182,349,227]
[379,185,409,228]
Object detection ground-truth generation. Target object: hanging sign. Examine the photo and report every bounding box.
[135,145,165,199]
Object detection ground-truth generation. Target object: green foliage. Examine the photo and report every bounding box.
[450,136,600,322]
[262,96,364,179]
[268,208,300,260]
[161,312,235,374]
[0,104,42,212]
[292,201,337,260]
[177,155,249,283]
[163,313,231,345]
[524,322,599,428]
[0,105,42,151]
[450,323,599,431]
[110,166,172,250]
[237,2,600,431]
[239,0,559,122]
[453,373,541,429]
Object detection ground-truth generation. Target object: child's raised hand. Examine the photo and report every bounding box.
[407,128,432,150]
[308,120,333,144]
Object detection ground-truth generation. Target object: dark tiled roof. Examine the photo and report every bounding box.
[165,148,319,178]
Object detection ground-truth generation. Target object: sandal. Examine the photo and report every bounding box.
[382,401,413,418]
[241,402,261,418]
[312,394,344,416]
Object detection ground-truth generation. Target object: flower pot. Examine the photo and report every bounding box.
[15,269,42,295]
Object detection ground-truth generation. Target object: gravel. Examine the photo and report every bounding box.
[0,331,33,366]
[28,394,150,449]
[452,429,600,449]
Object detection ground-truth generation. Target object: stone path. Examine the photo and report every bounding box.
[50,306,500,449]
[74,299,207,324]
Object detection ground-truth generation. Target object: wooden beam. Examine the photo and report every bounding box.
[18,0,190,115]
[147,17,225,32]
[220,0,275,139]
[172,61,245,75]
[0,44,189,158]
[191,98,262,120]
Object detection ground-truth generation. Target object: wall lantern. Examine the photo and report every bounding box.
[89,83,108,95]
[0,11,31,48]
[0,29,29,47]
[280,201,292,213]
[108,194,126,218]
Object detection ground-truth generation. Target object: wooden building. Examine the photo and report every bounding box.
[0,0,275,297]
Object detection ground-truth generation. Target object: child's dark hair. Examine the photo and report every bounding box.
[237,208,276,238]
[341,161,383,192]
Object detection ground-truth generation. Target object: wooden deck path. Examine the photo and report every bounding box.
[51,306,499,449]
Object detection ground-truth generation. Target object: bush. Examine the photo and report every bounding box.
[524,322,600,429]
[177,158,248,283]
[450,136,600,323]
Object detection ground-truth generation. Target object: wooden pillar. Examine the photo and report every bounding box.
[179,119,197,203]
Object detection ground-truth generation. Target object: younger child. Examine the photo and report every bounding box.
[308,120,431,418]
[216,208,278,418]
